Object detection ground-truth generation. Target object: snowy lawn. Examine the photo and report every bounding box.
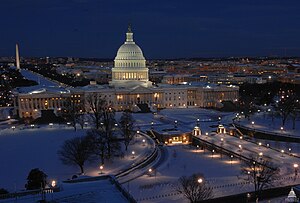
[128,145,242,202]
[237,112,300,137]
[0,125,153,192]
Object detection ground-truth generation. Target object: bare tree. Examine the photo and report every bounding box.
[57,136,95,174]
[86,93,107,129]
[86,93,117,158]
[86,129,108,165]
[61,97,84,131]
[241,157,279,199]
[275,95,299,127]
[119,109,135,151]
[177,173,213,203]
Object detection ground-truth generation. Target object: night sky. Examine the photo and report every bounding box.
[1,0,300,59]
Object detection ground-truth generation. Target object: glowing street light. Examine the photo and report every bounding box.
[197,178,203,184]
[51,180,56,188]
[294,164,299,177]
[11,126,16,131]
[49,123,53,128]
[99,165,104,174]
[142,139,146,146]
[281,150,285,157]
[132,151,135,158]
[251,121,255,127]
[280,127,284,133]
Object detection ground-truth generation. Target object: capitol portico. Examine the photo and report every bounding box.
[14,25,239,119]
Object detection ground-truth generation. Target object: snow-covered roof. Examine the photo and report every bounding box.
[16,85,71,94]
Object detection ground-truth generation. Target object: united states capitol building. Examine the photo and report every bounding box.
[14,26,239,119]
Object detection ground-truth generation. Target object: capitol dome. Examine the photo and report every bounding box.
[110,25,151,88]
[114,25,146,67]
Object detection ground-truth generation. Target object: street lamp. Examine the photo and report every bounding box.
[258,142,262,148]
[197,178,203,184]
[196,118,200,126]
[174,120,178,129]
[99,165,104,174]
[230,155,233,165]
[251,121,254,128]
[280,127,284,133]
[11,126,15,131]
[212,149,215,158]
[132,151,135,159]
[51,180,56,188]
[281,150,285,157]
[294,164,298,177]
[142,139,146,146]
[148,168,153,177]
[151,121,154,129]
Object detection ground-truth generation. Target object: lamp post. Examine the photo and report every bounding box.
[151,121,154,129]
[99,165,104,174]
[280,127,284,133]
[294,164,298,177]
[251,121,255,128]
[174,120,178,129]
[51,180,56,188]
[230,155,233,165]
[196,118,200,126]
[281,150,285,157]
[132,151,135,159]
[142,139,146,146]
[212,149,215,158]
[197,178,203,184]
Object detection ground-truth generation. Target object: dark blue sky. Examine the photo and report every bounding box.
[1,0,300,58]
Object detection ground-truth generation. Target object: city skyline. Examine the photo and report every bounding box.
[1,0,300,58]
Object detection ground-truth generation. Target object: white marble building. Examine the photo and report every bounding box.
[14,26,239,119]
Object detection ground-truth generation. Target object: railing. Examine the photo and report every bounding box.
[0,187,59,200]
[115,131,158,179]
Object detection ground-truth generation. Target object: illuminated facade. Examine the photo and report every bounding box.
[14,26,239,118]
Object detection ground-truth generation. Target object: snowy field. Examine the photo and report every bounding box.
[237,112,300,137]
[0,125,153,192]
[128,145,242,202]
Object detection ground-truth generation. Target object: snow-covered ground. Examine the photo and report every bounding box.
[0,178,129,203]
[127,145,243,202]
[0,125,153,192]
[20,69,60,87]
[237,112,300,137]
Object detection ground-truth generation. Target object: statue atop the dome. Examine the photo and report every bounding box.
[127,23,132,33]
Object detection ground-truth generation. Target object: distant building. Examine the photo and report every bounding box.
[13,25,239,119]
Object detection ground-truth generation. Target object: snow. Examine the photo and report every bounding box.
[0,124,154,192]
[20,69,60,87]
[0,178,129,203]
[236,112,300,138]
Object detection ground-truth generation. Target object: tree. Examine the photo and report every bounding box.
[86,93,107,130]
[25,168,47,190]
[119,110,135,151]
[241,157,279,200]
[87,129,108,165]
[275,94,299,127]
[86,93,117,158]
[86,129,121,165]
[177,173,213,203]
[57,136,95,174]
[0,188,9,195]
[61,97,84,131]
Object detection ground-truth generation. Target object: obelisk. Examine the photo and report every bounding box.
[16,43,20,70]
